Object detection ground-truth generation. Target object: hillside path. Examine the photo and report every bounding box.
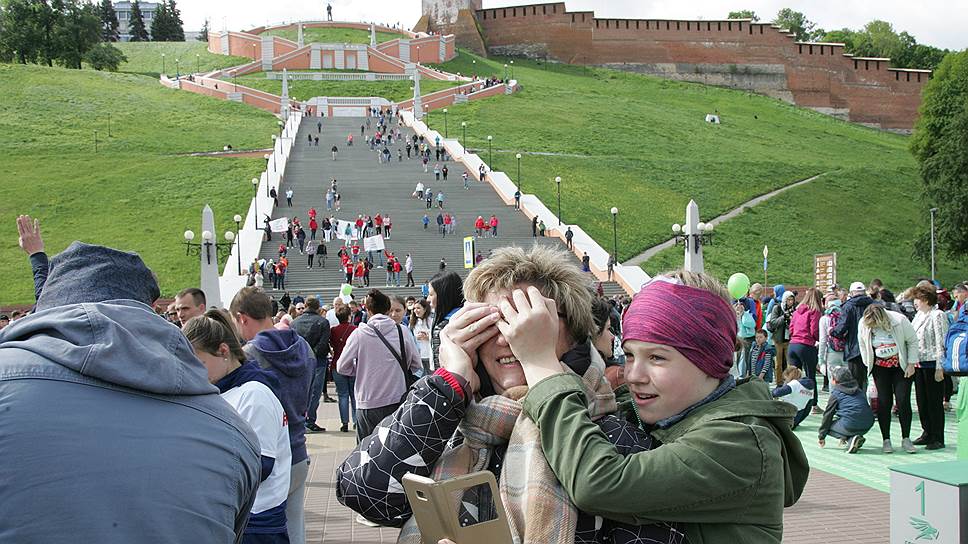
[625,172,829,266]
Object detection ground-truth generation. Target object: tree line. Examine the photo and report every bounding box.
[727,9,950,70]
[0,0,186,71]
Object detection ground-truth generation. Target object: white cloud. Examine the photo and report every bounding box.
[178,0,967,51]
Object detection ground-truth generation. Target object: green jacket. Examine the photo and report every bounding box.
[523,375,809,544]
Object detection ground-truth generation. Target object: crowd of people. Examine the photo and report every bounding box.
[4,163,966,544]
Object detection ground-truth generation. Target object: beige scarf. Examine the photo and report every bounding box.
[398,347,616,544]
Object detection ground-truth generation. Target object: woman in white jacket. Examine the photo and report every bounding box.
[858,304,919,453]
[910,285,949,450]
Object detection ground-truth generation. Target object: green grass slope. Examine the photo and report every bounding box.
[0,64,277,305]
[227,73,458,102]
[429,51,967,287]
[264,27,402,45]
[112,41,252,76]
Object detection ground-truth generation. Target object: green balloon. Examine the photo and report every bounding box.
[727,273,751,300]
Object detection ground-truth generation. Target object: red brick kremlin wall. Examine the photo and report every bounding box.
[432,2,927,131]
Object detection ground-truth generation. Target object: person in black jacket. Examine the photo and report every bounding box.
[291,297,335,412]
[831,282,876,390]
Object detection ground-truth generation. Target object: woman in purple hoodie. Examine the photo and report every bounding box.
[788,288,824,411]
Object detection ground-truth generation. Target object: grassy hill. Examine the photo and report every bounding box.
[0,63,277,305]
[263,26,403,45]
[226,72,459,102]
[429,51,967,288]
[112,41,252,76]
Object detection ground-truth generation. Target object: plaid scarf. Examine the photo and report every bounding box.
[398,345,617,544]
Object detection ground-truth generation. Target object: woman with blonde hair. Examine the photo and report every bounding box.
[910,285,949,450]
[788,288,824,411]
[858,303,919,453]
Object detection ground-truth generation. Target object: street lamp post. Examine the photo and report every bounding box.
[930,207,938,281]
[175,58,180,78]
[234,214,243,275]
[196,53,200,74]
[107,113,111,137]
[443,108,448,138]
[671,200,715,273]
[184,229,235,266]
[611,207,619,263]
[515,153,522,193]
[555,176,562,225]
[252,178,259,229]
[461,121,467,150]
[487,135,493,164]
[161,53,166,75]
[763,245,769,284]
[264,153,273,174]
[94,130,98,153]
[504,63,508,81]
[510,59,515,79]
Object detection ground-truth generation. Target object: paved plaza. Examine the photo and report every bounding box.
[302,384,959,543]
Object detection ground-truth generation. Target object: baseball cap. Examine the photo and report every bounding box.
[849,281,866,294]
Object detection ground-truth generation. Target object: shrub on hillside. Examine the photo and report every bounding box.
[85,43,128,72]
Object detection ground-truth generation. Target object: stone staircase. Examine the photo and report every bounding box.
[256,117,624,305]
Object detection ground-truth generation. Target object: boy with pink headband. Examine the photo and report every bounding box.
[497,270,809,543]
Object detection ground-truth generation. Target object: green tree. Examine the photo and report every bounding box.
[166,0,183,41]
[822,28,856,50]
[35,0,67,67]
[55,0,100,69]
[0,0,42,64]
[97,0,117,41]
[910,51,968,257]
[128,0,148,41]
[149,0,168,40]
[850,20,905,60]
[728,10,759,22]
[773,8,824,42]
[197,17,209,41]
[84,41,126,70]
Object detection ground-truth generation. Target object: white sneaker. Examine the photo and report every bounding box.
[902,438,917,454]
[847,435,865,454]
[882,439,894,454]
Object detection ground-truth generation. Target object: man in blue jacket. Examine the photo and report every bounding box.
[0,242,261,543]
[831,281,876,390]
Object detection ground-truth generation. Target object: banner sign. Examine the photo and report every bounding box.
[269,217,289,233]
[363,235,385,252]
[463,236,475,269]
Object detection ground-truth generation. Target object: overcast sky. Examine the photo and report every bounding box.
[180,0,967,51]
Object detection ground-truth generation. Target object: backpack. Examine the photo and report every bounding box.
[827,310,846,353]
[942,312,968,376]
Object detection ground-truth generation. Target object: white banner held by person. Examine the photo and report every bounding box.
[335,220,356,241]
[269,217,290,233]
[363,235,385,252]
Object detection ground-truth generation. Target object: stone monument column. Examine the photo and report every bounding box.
[412,67,423,120]
[683,200,704,273]
[280,68,290,120]
[200,205,223,307]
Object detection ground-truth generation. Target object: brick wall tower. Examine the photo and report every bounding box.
[415,0,486,55]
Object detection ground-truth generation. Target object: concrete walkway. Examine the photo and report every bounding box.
[625,172,829,266]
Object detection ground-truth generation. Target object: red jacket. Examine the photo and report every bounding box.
[309,219,318,230]
[375,215,383,226]
[489,216,499,227]
[475,217,485,229]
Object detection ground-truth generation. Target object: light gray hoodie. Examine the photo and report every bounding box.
[0,300,261,543]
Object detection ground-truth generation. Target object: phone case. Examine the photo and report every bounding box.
[402,471,514,544]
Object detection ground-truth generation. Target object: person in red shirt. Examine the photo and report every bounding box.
[351,244,361,263]
[442,213,451,239]
[308,218,318,240]
[355,216,364,238]
[328,305,358,432]
[344,259,353,284]
[392,258,402,287]
[475,216,485,237]
[374,214,383,236]
[489,215,499,237]
[308,207,317,221]
[385,256,396,286]
[354,261,365,288]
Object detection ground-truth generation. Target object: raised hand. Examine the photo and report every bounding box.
[495,286,564,385]
[17,215,45,256]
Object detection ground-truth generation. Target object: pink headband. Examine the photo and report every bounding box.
[622,279,737,379]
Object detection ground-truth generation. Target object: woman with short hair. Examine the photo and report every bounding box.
[910,285,949,450]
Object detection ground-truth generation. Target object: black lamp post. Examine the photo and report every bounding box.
[510,59,515,79]
[162,53,166,75]
[94,130,98,153]
[443,108,448,138]
[555,176,562,225]
[108,113,112,137]
[252,178,259,229]
[175,58,180,78]
[504,63,508,81]
[611,207,618,262]
[183,229,234,266]
[196,53,200,74]
[461,121,467,149]
[516,153,522,193]
[487,135,493,164]
[233,214,243,275]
